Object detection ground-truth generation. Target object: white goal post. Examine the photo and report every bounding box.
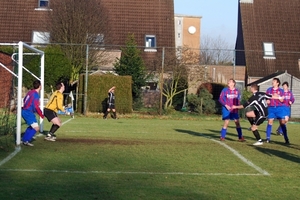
[0,41,45,146]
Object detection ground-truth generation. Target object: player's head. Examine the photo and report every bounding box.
[56,82,65,92]
[227,78,236,88]
[250,83,258,92]
[282,81,289,90]
[33,80,41,89]
[282,81,289,87]
[272,78,280,88]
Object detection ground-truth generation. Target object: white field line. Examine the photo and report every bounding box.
[0,146,21,167]
[0,118,270,176]
[0,168,265,176]
[0,118,73,167]
[211,139,270,176]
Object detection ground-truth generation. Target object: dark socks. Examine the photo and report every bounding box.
[252,130,262,141]
[50,124,60,134]
[103,111,109,118]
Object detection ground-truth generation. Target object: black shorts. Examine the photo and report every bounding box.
[107,103,115,109]
[254,110,266,126]
[44,108,58,122]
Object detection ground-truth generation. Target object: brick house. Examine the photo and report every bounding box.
[0,0,175,71]
[0,52,14,108]
[235,0,300,84]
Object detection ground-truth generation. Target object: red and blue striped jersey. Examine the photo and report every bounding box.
[219,87,241,113]
[266,87,284,107]
[22,89,44,118]
[282,90,295,107]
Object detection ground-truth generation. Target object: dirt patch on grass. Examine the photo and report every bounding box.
[57,138,145,145]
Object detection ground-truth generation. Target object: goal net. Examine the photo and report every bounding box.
[0,42,44,147]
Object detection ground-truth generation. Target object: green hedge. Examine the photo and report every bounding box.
[77,74,132,114]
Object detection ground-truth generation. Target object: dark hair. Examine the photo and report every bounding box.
[273,78,281,86]
[55,82,63,90]
[33,80,41,89]
[250,83,258,91]
[282,81,289,87]
[229,78,236,86]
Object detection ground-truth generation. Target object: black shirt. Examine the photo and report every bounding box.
[243,92,272,117]
[108,92,115,104]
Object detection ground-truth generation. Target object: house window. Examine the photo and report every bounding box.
[32,31,50,44]
[263,42,275,59]
[144,35,157,52]
[39,0,49,7]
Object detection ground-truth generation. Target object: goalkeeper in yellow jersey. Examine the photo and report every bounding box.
[44,82,69,141]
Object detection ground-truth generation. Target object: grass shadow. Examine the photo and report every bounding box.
[253,145,300,164]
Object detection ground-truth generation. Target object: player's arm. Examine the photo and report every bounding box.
[33,99,44,119]
[232,105,244,109]
[56,93,66,112]
[108,86,116,93]
[270,93,284,102]
[290,92,295,105]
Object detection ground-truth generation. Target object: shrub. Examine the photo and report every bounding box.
[187,88,217,115]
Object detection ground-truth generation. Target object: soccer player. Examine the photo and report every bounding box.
[44,82,68,141]
[232,84,273,145]
[103,86,117,119]
[276,82,295,135]
[21,80,44,146]
[218,79,244,141]
[265,78,288,143]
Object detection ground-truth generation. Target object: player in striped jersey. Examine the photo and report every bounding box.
[218,79,244,141]
[265,78,288,143]
[276,82,295,135]
[21,80,44,146]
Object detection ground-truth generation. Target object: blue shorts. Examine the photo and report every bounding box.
[282,106,291,118]
[268,106,285,120]
[21,109,38,126]
[222,107,239,120]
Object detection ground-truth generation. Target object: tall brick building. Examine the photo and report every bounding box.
[0,0,175,70]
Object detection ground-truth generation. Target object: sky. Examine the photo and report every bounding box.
[174,0,238,48]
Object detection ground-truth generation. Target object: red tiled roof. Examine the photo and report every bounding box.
[236,0,300,78]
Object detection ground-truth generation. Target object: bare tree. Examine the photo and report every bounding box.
[200,35,233,65]
[47,0,108,82]
[161,47,206,109]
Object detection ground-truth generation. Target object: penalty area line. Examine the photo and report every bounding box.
[0,168,267,176]
[0,118,73,167]
[211,139,270,176]
[0,146,21,167]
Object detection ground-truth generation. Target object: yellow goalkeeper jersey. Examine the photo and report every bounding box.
[45,90,65,113]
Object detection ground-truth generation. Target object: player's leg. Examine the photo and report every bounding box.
[103,108,111,119]
[111,104,117,119]
[230,110,243,141]
[220,107,230,140]
[250,112,266,145]
[266,107,275,142]
[278,107,289,144]
[21,111,38,146]
[44,108,60,141]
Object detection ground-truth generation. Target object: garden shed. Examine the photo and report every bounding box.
[247,71,300,118]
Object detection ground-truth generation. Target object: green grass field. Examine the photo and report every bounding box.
[0,115,300,200]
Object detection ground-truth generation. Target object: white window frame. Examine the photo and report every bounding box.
[32,31,50,45]
[263,42,276,59]
[144,35,157,52]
